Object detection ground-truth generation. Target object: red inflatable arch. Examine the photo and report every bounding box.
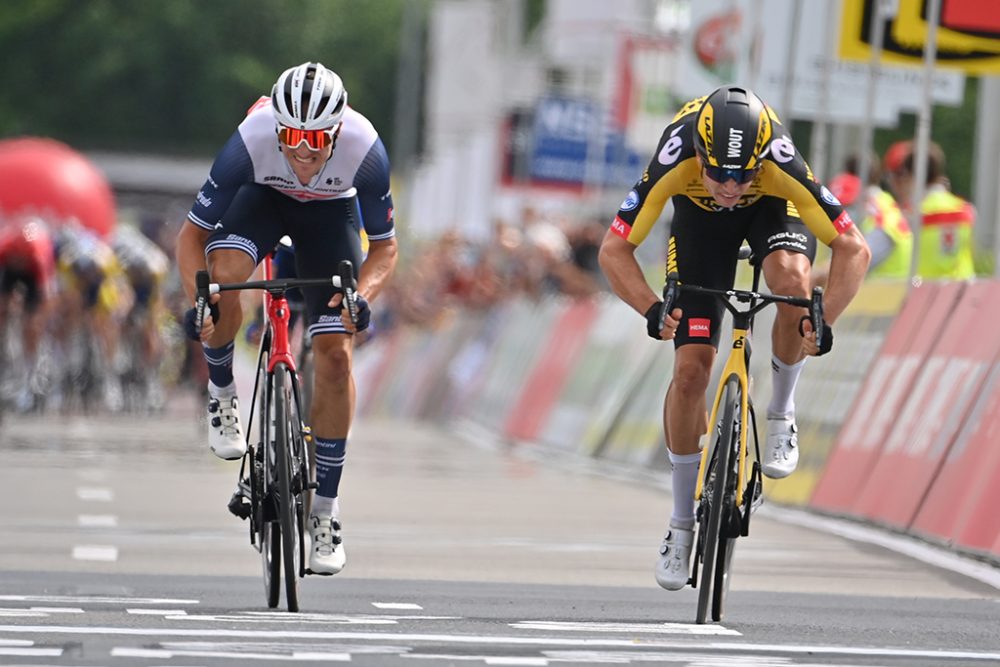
[0,137,116,238]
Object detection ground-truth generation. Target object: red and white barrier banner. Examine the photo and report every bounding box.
[911,283,1000,552]
[503,300,598,442]
[809,283,949,512]
[851,282,999,528]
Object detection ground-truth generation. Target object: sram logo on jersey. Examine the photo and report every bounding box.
[689,318,711,338]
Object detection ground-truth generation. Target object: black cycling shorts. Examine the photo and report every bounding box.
[204,183,363,337]
[668,195,817,349]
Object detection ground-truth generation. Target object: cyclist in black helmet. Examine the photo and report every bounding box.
[598,85,870,591]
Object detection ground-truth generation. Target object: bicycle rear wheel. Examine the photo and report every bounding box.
[273,363,302,612]
[712,386,743,622]
[696,375,739,624]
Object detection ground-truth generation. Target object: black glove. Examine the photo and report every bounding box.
[183,302,220,341]
[343,294,371,332]
[645,301,665,340]
[799,315,833,356]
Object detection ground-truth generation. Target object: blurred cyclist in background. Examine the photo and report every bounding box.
[56,224,132,411]
[174,61,398,576]
[599,85,870,592]
[112,223,170,410]
[0,216,56,411]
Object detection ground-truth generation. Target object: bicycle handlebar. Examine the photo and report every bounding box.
[660,271,825,338]
[194,259,359,332]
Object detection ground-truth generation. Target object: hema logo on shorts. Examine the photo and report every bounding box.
[689,318,711,338]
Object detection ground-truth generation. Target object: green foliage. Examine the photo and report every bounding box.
[0,0,414,155]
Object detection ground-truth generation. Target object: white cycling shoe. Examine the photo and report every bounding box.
[207,396,246,460]
[654,526,693,591]
[308,515,346,575]
[762,416,799,479]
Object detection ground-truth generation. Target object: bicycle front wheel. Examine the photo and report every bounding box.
[696,375,739,624]
[712,385,744,622]
[273,363,302,612]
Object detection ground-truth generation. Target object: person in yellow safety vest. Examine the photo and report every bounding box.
[815,153,913,286]
[886,140,975,280]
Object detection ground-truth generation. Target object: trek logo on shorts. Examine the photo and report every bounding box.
[689,318,711,338]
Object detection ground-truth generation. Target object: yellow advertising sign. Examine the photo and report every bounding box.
[893,0,1000,54]
[839,0,1000,74]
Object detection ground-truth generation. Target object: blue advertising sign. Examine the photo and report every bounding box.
[529,96,643,187]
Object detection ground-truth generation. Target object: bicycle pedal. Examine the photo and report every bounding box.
[306,481,319,490]
[227,492,251,521]
[304,567,333,577]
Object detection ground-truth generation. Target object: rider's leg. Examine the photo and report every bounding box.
[761,250,811,419]
[760,249,812,478]
[203,248,255,393]
[309,332,354,515]
[665,343,715,526]
[305,331,353,574]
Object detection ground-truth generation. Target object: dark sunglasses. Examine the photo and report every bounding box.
[704,164,760,185]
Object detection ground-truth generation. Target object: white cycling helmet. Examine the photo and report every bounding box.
[271,62,348,130]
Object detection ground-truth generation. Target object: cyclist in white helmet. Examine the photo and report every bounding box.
[175,62,398,576]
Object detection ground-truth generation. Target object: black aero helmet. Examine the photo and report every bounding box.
[694,86,772,171]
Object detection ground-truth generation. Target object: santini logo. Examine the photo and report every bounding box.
[727,128,743,158]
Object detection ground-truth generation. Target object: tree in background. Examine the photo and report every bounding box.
[0,0,416,156]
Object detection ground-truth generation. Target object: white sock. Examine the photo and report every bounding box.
[668,451,702,528]
[311,495,339,519]
[208,380,237,399]
[768,356,806,420]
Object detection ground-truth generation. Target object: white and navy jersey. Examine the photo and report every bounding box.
[187,97,395,242]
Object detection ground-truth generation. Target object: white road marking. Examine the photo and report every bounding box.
[0,609,47,617]
[486,659,548,666]
[5,625,1000,661]
[177,611,457,624]
[72,545,119,561]
[29,607,84,613]
[373,602,423,610]
[78,514,118,527]
[511,621,740,636]
[112,646,350,661]
[0,594,199,605]
[765,505,1000,591]
[76,486,114,502]
[127,608,188,616]
[0,639,32,646]
[0,647,63,656]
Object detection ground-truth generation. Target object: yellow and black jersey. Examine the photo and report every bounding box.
[611,97,854,248]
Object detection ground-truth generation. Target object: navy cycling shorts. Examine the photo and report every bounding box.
[204,183,363,337]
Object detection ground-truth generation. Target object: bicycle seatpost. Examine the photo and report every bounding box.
[338,260,359,326]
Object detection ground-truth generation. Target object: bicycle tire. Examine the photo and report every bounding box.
[256,356,281,609]
[260,519,281,608]
[273,363,301,612]
[696,375,739,624]
[712,378,743,621]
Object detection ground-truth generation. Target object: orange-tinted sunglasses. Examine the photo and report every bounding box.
[277,125,336,151]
